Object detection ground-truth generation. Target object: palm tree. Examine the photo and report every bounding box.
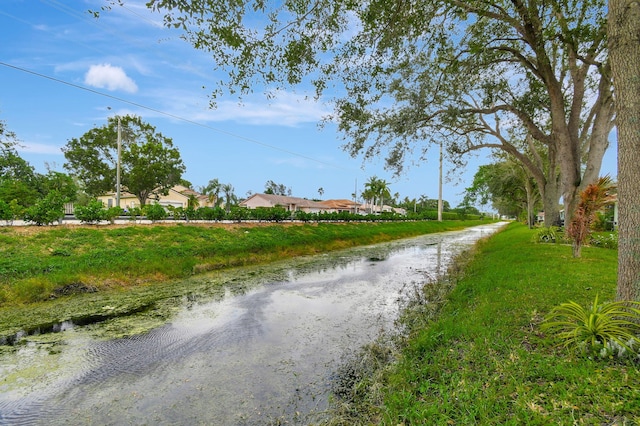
[377,179,391,213]
[203,178,221,207]
[221,183,236,212]
[187,194,199,209]
[364,176,380,213]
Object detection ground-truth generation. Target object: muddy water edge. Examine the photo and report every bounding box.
[0,223,506,425]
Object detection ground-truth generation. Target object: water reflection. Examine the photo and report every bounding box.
[0,223,505,425]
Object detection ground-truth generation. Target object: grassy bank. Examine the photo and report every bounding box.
[0,219,487,340]
[336,222,639,425]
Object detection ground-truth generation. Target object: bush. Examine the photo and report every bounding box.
[0,200,11,222]
[127,207,142,221]
[589,232,618,249]
[144,203,167,222]
[74,199,106,224]
[228,206,248,222]
[542,295,640,358]
[24,190,65,225]
[167,206,184,220]
[198,206,225,221]
[184,206,198,221]
[104,207,122,223]
[533,226,560,243]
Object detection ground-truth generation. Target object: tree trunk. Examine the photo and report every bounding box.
[609,0,640,302]
[572,241,582,258]
[542,180,561,227]
[525,178,535,229]
[555,131,581,227]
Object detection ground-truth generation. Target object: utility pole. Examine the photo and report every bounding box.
[116,116,122,209]
[354,177,358,214]
[438,140,443,222]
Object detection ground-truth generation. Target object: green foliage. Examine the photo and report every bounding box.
[336,224,634,425]
[184,206,197,221]
[0,200,11,222]
[143,203,167,222]
[542,295,640,358]
[74,202,121,225]
[39,170,78,203]
[590,232,618,249]
[104,207,122,223]
[533,226,560,243]
[74,200,107,224]
[0,220,486,309]
[228,206,249,222]
[197,206,226,221]
[63,115,185,203]
[167,205,184,220]
[464,160,540,219]
[0,179,39,209]
[127,207,142,221]
[593,210,615,231]
[23,191,65,225]
[264,180,291,196]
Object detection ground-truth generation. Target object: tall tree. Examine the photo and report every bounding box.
[63,115,185,205]
[609,0,640,301]
[0,118,18,154]
[202,178,222,206]
[264,180,292,196]
[221,183,236,212]
[143,0,613,225]
[363,176,381,213]
[465,158,541,227]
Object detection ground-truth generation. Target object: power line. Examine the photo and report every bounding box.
[0,61,353,171]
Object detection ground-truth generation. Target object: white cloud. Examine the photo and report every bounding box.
[16,142,63,155]
[194,91,332,127]
[84,64,138,93]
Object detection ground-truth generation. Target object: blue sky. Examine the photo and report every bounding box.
[0,1,618,208]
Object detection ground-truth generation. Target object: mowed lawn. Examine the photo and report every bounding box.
[360,223,639,425]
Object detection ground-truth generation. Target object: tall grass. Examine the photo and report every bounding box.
[0,220,487,306]
[328,223,639,425]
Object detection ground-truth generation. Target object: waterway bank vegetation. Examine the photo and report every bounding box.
[326,222,639,425]
[0,219,489,342]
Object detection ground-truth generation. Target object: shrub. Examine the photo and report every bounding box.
[167,206,184,220]
[127,207,142,221]
[184,206,197,222]
[104,207,122,223]
[542,295,640,358]
[74,199,106,224]
[533,226,560,243]
[144,203,167,222]
[197,206,225,221]
[589,232,618,249]
[293,210,313,222]
[0,200,11,222]
[24,190,65,225]
[228,206,248,222]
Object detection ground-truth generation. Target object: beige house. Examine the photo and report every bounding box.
[318,199,363,214]
[97,185,212,210]
[240,193,328,213]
